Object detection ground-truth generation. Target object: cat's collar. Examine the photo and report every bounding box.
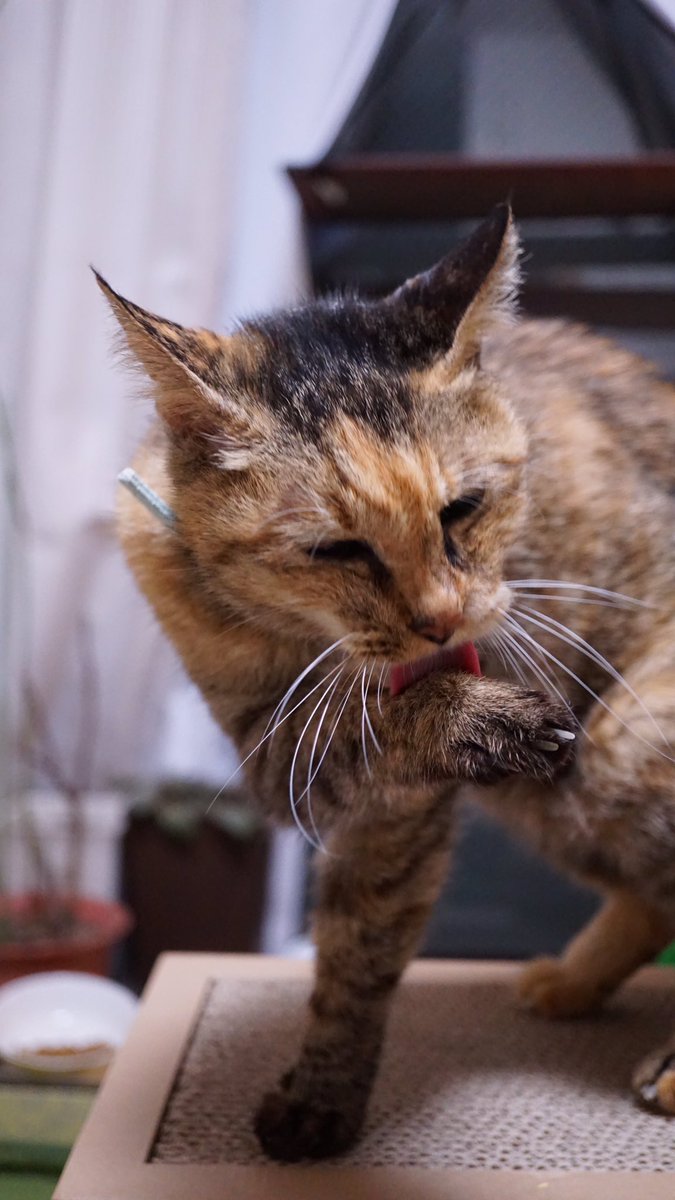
[118,467,177,529]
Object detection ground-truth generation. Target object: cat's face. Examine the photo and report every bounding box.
[101,205,525,668]
[179,356,527,667]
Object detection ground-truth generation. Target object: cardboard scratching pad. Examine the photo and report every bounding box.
[56,954,675,1199]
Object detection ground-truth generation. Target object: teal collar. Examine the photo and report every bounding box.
[118,467,177,529]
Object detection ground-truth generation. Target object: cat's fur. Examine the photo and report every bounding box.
[99,206,675,1158]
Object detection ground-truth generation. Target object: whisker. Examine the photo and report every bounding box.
[264,636,348,742]
[309,664,362,785]
[289,669,344,851]
[499,622,578,723]
[376,663,387,716]
[303,670,346,850]
[363,661,382,755]
[508,592,639,610]
[217,613,260,635]
[500,609,675,764]
[501,638,534,689]
[257,504,328,531]
[302,670,346,799]
[483,629,516,680]
[498,625,592,834]
[269,660,344,748]
[204,659,344,815]
[360,666,372,779]
[516,604,671,749]
[491,628,529,686]
[308,534,325,562]
[506,579,649,608]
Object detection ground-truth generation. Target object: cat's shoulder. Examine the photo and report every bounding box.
[488,317,675,487]
[490,317,659,380]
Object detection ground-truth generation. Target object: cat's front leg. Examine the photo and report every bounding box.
[255,791,453,1160]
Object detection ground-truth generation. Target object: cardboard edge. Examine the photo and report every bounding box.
[54,956,675,1200]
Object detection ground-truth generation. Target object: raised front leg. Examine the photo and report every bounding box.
[239,669,576,833]
[254,793,453,1160]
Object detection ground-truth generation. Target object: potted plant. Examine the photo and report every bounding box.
[0,400,132,984]
[0,617,133,984]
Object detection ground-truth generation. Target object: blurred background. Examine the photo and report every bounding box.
[2,0,675,1000]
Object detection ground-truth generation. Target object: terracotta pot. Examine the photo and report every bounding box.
[0,893,133,984]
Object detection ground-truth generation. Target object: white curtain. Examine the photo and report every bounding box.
[1,0,395,946]
[221,0,397,318]
[1,0,251,790]
[644,2,675,31]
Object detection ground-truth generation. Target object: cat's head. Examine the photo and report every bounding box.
[99,205,526,668]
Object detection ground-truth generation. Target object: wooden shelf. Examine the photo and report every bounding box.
[288,154,675,222]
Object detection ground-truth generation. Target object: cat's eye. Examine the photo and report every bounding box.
[309,539,377,563]
[440,489,485,527]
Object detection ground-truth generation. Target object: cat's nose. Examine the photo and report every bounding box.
[411,610,462,645]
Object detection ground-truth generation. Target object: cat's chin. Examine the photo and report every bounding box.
[388,641,481,697]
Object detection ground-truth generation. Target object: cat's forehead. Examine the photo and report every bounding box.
[329,414,445,508]
[315,417,456,557]
[240,299,443,441]
[321,412,518,520]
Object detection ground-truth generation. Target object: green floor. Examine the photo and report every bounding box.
[0,1083,95,1200]
[0,1171,61,1200]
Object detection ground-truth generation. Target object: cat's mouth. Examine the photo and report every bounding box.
[389,641,481,697]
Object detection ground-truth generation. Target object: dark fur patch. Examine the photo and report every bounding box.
[98,206,511,451]
[237,208,510,442]
[241,300,423,441]
[388,203,510,335]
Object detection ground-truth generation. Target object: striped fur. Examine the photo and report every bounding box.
[99,208,675,1158]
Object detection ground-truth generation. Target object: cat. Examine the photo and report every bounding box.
[98,204,675,1160]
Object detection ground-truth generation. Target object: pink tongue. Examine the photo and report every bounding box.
[389,641,481,698]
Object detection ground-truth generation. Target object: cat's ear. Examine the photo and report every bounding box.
[385,204,519,364]
[94,272,260,468]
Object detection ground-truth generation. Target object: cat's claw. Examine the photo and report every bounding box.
[457,684,577,783]
[633,1046,675,1115]
[533,729,576,752]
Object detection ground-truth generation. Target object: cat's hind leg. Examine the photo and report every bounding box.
[254,787,453,1161]
[518,663,675,1019]
[516,656,675,1111]
[518,889,670,1018]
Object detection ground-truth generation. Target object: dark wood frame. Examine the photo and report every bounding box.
[288,154,675,222]
[288,154,675,329]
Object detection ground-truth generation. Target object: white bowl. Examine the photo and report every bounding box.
[0,971,139,1074]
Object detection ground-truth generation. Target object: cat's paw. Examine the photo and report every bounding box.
[633,1043,675,1115]
[462,684,576,784]
[517,957,604,1018]
[254,1087,362,1161]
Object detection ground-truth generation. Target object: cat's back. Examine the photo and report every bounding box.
[487,318,675,491]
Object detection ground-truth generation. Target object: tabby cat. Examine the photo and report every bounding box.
[99,206,675,1160]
